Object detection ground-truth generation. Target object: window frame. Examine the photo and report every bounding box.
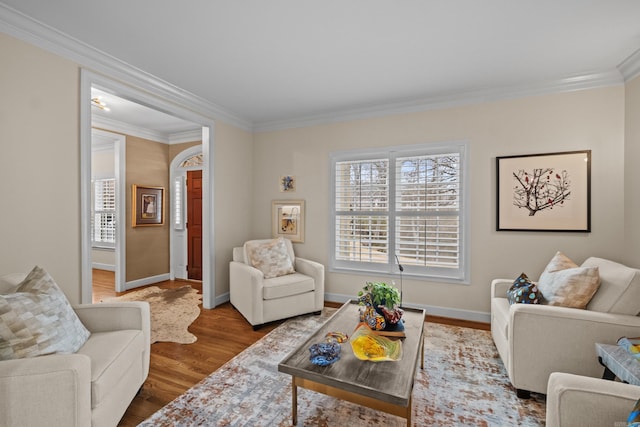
[329,141,469,283]
[92,177,116,249]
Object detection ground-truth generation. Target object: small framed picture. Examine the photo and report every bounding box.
[132,185,164,227]
[272,200,305,243]
[496,150,591,232]
[279,175,296,192]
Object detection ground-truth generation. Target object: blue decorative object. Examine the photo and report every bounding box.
[507,273,541,305]
[309,341,341,366]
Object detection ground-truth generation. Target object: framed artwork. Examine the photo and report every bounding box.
[280,175,296,192]
[272,200,305,242]
[132,185,164,227]
[496,150,591,232]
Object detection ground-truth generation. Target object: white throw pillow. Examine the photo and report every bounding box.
[0,266,91,360]
[245,238,295,279]
[537,252,601,309]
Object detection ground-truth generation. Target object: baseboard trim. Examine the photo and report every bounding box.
[125,273,171,291]
[324,292,491,324]
[215,292,230,307]
[91,263,115,272]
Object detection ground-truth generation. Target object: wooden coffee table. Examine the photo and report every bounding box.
[278,301,426,426]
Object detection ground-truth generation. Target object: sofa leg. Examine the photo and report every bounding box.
[313,311,322,315]
[252,324,262,331]
[516,389,530,399]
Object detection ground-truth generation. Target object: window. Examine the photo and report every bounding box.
[92,178,116,248]
[330,142,468,282]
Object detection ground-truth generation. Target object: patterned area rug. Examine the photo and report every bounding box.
[106,285,201,344]
[139,310,545,426]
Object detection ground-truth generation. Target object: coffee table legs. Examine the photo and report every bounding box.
[291,379,298,425]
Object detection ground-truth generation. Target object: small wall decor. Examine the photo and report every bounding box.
[272,200,305,242]
[279,175,296,192]
[496,150,591,232]
[132,185,164,227]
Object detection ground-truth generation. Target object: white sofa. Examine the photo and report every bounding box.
[229,238,324,328]
[546,372,640,427]
[491,257,640,398]
[0,273,151,427]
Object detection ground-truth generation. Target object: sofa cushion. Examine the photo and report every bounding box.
[245,237,295,279]
[263,273,314,300]
[0,266,91,361]
[583,257,640,315]
[0,273,26,295]
[76,329,145,408]
[537,252,601,309]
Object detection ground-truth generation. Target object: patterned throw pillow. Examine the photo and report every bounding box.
[0,266,91,360]
[507,273,541,305]
[245,238,296,279]
[628,398,640,426]
[537,251,601,309]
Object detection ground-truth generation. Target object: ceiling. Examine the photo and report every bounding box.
[3,1,640,132]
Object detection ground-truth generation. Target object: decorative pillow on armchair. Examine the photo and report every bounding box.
[537,251,601,309]
[0,266,91,360]
[245,237,296,279]
[628,398,640,426]
[507,273,541,305]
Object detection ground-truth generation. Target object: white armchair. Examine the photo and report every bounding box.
[491,257,640,398]
[0,273,150,427]
[546,372,640,427]
[230,238,324,329]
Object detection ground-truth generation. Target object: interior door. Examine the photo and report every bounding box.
[187,170,203,280]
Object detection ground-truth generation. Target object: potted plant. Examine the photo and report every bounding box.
[358,281,401,309]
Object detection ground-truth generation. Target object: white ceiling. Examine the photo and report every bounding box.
[3,1,640,132]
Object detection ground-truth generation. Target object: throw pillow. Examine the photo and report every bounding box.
[245,237,295,279]
[537,252,601,309]
[507,273,541,305]
[0,266,91,361]
[628,398,640,426]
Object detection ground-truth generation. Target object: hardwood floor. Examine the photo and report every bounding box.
[91,269,489,426]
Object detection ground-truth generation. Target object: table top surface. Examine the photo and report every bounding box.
[596,342,640,386]
[278,301,426,406]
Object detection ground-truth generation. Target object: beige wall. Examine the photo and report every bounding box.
[625,75,640,266]
[253,86,626,316]
[0,33,81,301]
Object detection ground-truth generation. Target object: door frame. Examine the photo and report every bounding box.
[169,145,203,281]
[80,70,217,308]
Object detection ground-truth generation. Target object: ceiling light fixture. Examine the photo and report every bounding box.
[91,96,110,111]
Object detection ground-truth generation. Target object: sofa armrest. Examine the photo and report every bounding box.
[295,257,325,310]
[546,372,640,427]
[229,261,265,325]
[0,354,92,427]
[509,304,640,393]
[491,279,513,299]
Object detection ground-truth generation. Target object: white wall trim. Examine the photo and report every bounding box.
[215,292,230,307]
[92,115,169,143]
[254,69,624,132]
[92,262,115,272]
[0,2,251,132]
[125,274,172,291]
[325,292,490,324]
[169,130,203,145]
[619,47,640,82]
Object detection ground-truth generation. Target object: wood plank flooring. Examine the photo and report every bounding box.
[91,269,489,426]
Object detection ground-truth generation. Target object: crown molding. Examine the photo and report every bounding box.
[618,47,640,82]
[0,3,252,131]
[92,115,169,143]
[169,130,202,145]
[253,69,624,132]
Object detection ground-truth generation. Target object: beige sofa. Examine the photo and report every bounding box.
[0,273,151,427]
[230,238,324,328]
[546,372,640,427]
[491,257,640,398]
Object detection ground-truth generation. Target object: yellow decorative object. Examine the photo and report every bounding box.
[350,324,403,362]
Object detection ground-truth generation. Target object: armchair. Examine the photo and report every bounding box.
[230,238,324,329]
[491,257,640,398]
[546,372,640,427]
[0,273,150,427]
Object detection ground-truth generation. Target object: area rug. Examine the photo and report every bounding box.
[139,312,545,426]
[106,285,201,344]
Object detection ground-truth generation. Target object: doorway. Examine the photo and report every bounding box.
[187,170,203,281]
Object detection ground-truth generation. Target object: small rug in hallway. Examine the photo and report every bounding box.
[106,285,201,344]
[139,312,545,426]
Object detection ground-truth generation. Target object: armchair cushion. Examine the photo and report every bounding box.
[263,273,314,300]
[245,237,295,279]
[537,251,600,309]
[0,266,90,360]
[584,257,640,315]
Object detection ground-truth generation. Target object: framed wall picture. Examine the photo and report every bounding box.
[496,150,591,232]
[132,185,164,227]
[280,175,296,192]
[272,200,305,242]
